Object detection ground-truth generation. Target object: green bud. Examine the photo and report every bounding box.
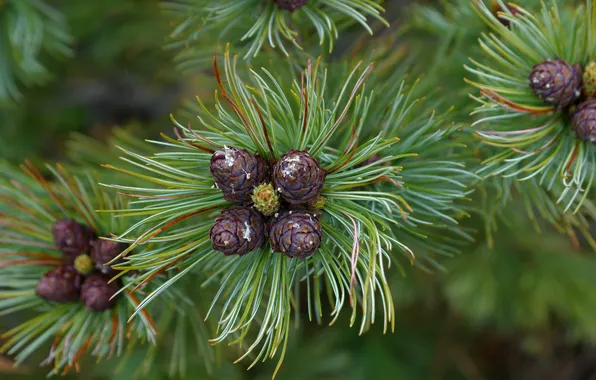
[74,254,94,275]
[251,183,280,216]
[583,61,596,98]
[309,196,326,210]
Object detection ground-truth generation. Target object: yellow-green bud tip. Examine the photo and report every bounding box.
[251,183,280,216]
[310,196,326,210]
[74,254,94,275]
[583,62,596,98]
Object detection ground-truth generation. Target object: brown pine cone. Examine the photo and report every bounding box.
[529,58,582,108]
[570,99,596,144]
[269,210,322,259]
[36,265,82,303]
[495,4,521,28]
[52,219,96,258]
[272,150,326,205]
[91,239,128,276]
[80,275,120,312]
[210,146,268,203]
[210,206,266,256]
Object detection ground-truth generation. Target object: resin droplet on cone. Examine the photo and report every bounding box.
[80,275,120,312]
[571,99,596,144]
[529,58,582,108]
[273,150,326,204]
[210,146,268,203]
[269,210,322,259]
[210,206,266,256]
[36,265,82,303]
[274,0,308,12]
[52,219,96,258]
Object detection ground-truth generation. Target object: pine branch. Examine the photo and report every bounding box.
[0,0,72,103]
[0,162,213,375]
[465,0,595,211]
[163,0,388,70]
[101,49,410,374]
[99,44,482,374]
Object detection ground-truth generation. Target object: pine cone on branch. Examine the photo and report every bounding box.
[273,150,326,205]
[36,266,83,303]
[210,206,266,256]
[210,147,268,203]
[571,99,596,144]
[80,275,120,312]
[529,59,582,108]
[91,239,128,276]
[52,219,96,258]
[269,210,322,259]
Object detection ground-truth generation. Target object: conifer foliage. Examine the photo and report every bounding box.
[0,163,199,374]
[0,0,71,102]
[0,0,595,379]
[465,1,595,211]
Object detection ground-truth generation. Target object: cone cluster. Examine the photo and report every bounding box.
[528,59,596,144]
[209,146,326,258]
[36,219,127,312]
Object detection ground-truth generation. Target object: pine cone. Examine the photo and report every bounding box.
[570,99,596,144]
[357,153,381,168]
[210,206,266,256]
[36,265,82,303]
[272,150,326,204]
[80,275,120,312]
[495,4,521,28]
[91,239,127,276]
[210,146,268,203]
[252,183,280,216]
[269,210,322,259]
[52,219,96,258]
[583,62,596,98]
[529,59,582,108]
[274,0,308,12]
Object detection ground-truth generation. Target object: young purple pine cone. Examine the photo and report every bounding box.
[571,99,596,145]
[80,275,120,312]
[269,210,322,259]
[36,265,83,303]
[210,206,266,256]
[91,239,128,276]
[529,58,582,108]
[272,150,326,205]
[494,4,521,28]
[357,153,381,168]
[274,0,308,12]
[52,219,96,258]
[210,146,268,203]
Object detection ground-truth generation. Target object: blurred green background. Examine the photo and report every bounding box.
[1,1,595,379]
